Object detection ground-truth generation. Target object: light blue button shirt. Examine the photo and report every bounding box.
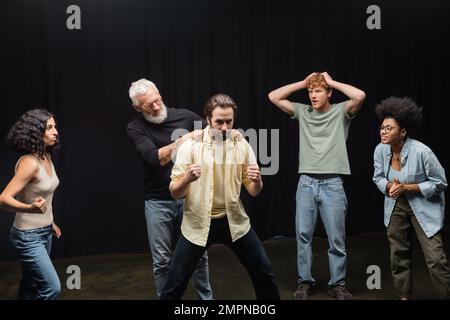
[373,137,447,237]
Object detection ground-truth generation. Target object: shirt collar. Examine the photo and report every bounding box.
[202,125,235,145]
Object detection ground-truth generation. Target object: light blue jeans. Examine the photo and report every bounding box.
[295,175,348,287]
[144,199,213,299]
[9,225,61,300]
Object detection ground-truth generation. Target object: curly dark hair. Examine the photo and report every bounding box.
[6,109,59,159]
[374,97,423,133]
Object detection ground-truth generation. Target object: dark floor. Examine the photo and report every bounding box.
[1,232,449,300]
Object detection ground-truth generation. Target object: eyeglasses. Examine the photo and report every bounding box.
[139,98,163,111]
[379,126,398,133]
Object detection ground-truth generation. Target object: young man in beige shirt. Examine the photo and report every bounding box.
[160,93,280,300]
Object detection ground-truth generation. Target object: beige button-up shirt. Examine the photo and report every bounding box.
[171,126,258,247]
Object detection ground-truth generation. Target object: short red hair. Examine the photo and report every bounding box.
[307,73,331,91]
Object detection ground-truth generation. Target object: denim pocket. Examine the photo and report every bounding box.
[297,177,311,193]
[327,182,344,193]
[10,227,30,252]
[11,227,28,241]
[300,185,311,192]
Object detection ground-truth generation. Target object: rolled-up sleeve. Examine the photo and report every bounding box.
[373,144,389,195]
[418,151,448,199]
[242,140,258,188]
[171,140,193,182]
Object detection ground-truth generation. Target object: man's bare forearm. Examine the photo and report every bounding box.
[329,80,365,102]
[158,141,179,166]
[245,180,263,197]
[169,176,191,200]
[268,80,307,104]
[158,132,194,166]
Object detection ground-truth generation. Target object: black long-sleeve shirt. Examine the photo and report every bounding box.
[127,107,206,200]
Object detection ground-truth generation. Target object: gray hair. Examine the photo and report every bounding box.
[129,78,158,106]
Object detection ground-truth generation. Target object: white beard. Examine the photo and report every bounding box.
[143,104,168,124]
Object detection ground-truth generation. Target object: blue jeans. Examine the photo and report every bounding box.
[295,175,348,287]
[144,199,213,299]
[160,217,280,300]
[9,225,61,300]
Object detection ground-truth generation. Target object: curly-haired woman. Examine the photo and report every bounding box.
[0,109,61,300]
[372,97,450,300]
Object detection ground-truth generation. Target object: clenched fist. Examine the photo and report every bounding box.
[30,197,47,214]
[185,164,202,183]
[246,165,261,183]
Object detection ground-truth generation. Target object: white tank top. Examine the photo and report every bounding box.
[13,155,60,230]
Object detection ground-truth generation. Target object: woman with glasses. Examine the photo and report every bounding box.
[0,109,61,300]
[372,96,450,300]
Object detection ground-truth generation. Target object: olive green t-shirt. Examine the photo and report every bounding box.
[292,101,354,175]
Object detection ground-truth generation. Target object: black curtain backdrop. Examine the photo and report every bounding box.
[1,0,449,260]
